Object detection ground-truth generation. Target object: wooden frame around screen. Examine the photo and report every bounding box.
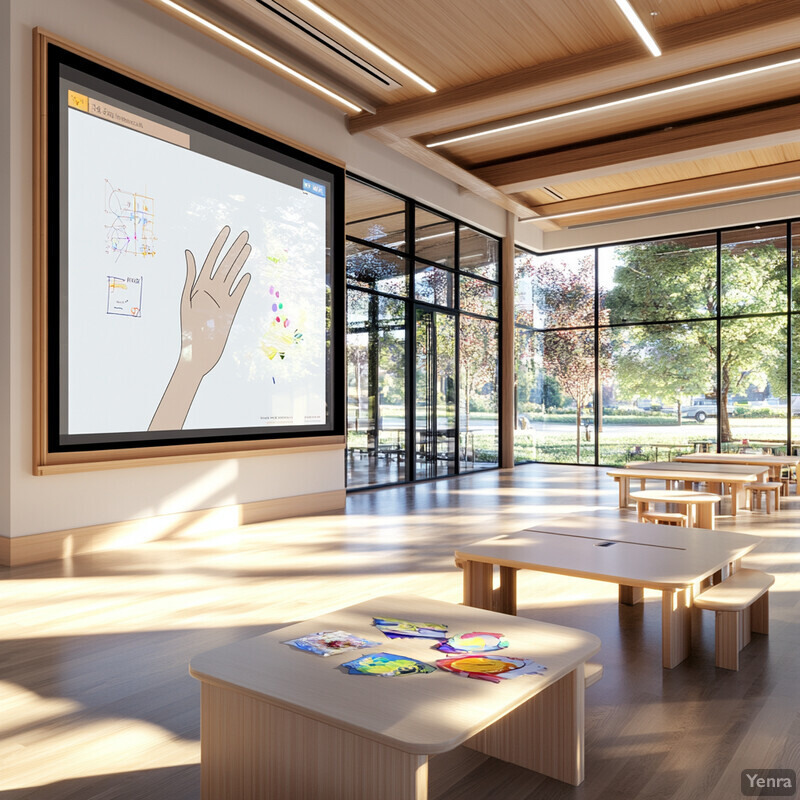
[32,29,345,475]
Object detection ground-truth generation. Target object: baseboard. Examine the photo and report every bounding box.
[0,489,346,567]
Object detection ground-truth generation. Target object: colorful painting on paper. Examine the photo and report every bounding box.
[373,616,448,640]
[341,653,436,677]
[435,655,547,683]
[436,631,509,654]
[283,630,380,657]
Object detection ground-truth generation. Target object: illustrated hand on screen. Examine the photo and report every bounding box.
[149,226,252,431]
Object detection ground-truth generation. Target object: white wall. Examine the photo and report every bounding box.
[5,0,507,537]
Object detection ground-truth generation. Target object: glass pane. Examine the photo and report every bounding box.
[792,315,800,453]
[460,226,499,280]
[460,275,498,318]
[598,321,717,466]
[600,233,717,324]
[793,223,800,312]
[345,178,406,251]
[347,289,372,456]
[415,263,455,307]
[514,248,594,329]
[514,326,537,464]
[415,310,456,479]
[459,316,499,471]
[346,244,408,295]
[415,208,455,267]
[346,290,408,489]
[721,224,787,316]
[522,329,596,464]
[723,316,787,452]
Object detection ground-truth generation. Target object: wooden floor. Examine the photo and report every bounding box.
[1,463,798,799]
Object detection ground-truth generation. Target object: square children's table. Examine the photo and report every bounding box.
[456,517,760,669]
[189,594,600,799]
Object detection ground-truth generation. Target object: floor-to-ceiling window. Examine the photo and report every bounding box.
[515,220,797,465]
[346,176,501,488]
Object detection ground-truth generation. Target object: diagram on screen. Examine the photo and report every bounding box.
[107,275,143,317]
[104,179,156,260]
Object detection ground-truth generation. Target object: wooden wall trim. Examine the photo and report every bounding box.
[36,439,345,476]
[0,488,346,567]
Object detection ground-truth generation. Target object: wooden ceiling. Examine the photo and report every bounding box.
[167,0,800,230]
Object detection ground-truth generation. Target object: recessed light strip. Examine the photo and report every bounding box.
[426,50,800,148]
[151,0,363,112]
[613,0,661,57]
[293,0,437,93]
[520,175,800,222]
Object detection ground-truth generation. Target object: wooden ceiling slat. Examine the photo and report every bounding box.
[347,0,800,137]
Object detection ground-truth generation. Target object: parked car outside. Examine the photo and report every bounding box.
[681,399,735,423]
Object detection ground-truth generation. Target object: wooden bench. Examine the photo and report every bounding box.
[584,661,603,688]
[744,481,782,513]
[640,511,689,527]
[693,568,774,670]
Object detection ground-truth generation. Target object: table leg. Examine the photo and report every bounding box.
[199,682,428,800]
[661,588,692,669]
[463,560,494,611]
[619,585,644,605]
[729,483,739,517]
[695,503,715,530]
[617,476,630,508]
[465,664,585,786]
[494,566,517,615]
[636,500,648,523]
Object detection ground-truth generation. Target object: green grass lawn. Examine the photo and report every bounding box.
[514,418,794,465]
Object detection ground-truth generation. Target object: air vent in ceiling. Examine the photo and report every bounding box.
[253,0,403,90]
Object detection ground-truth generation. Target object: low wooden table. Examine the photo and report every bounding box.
[675,452,800,493]
[630,488,721,529]
[456,517,760,669]
[190,594,601,798]
[608,461,768,516]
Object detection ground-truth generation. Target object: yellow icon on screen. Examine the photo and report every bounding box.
[67,91,88,112]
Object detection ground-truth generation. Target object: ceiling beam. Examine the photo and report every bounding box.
[347,0,800,138]
[471,102,800,192]
[364,129,561,231]
[521,160,800,226]
[421,47,800,149]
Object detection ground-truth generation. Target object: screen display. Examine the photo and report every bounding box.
[48,47,343,450]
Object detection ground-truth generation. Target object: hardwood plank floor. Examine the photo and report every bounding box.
[0,463,797,799]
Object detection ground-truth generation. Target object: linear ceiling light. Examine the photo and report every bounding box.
[520,175,800,223]
[151,0,363,112]
[426,52,800,148]
[613,0,661,57]
[293,0,437,93]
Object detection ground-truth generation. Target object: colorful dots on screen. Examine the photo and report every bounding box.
[284,319,290,328]
[272,303,278,311]
[269,285,274,295]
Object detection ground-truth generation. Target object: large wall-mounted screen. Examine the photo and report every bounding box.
[43,43,344,459]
